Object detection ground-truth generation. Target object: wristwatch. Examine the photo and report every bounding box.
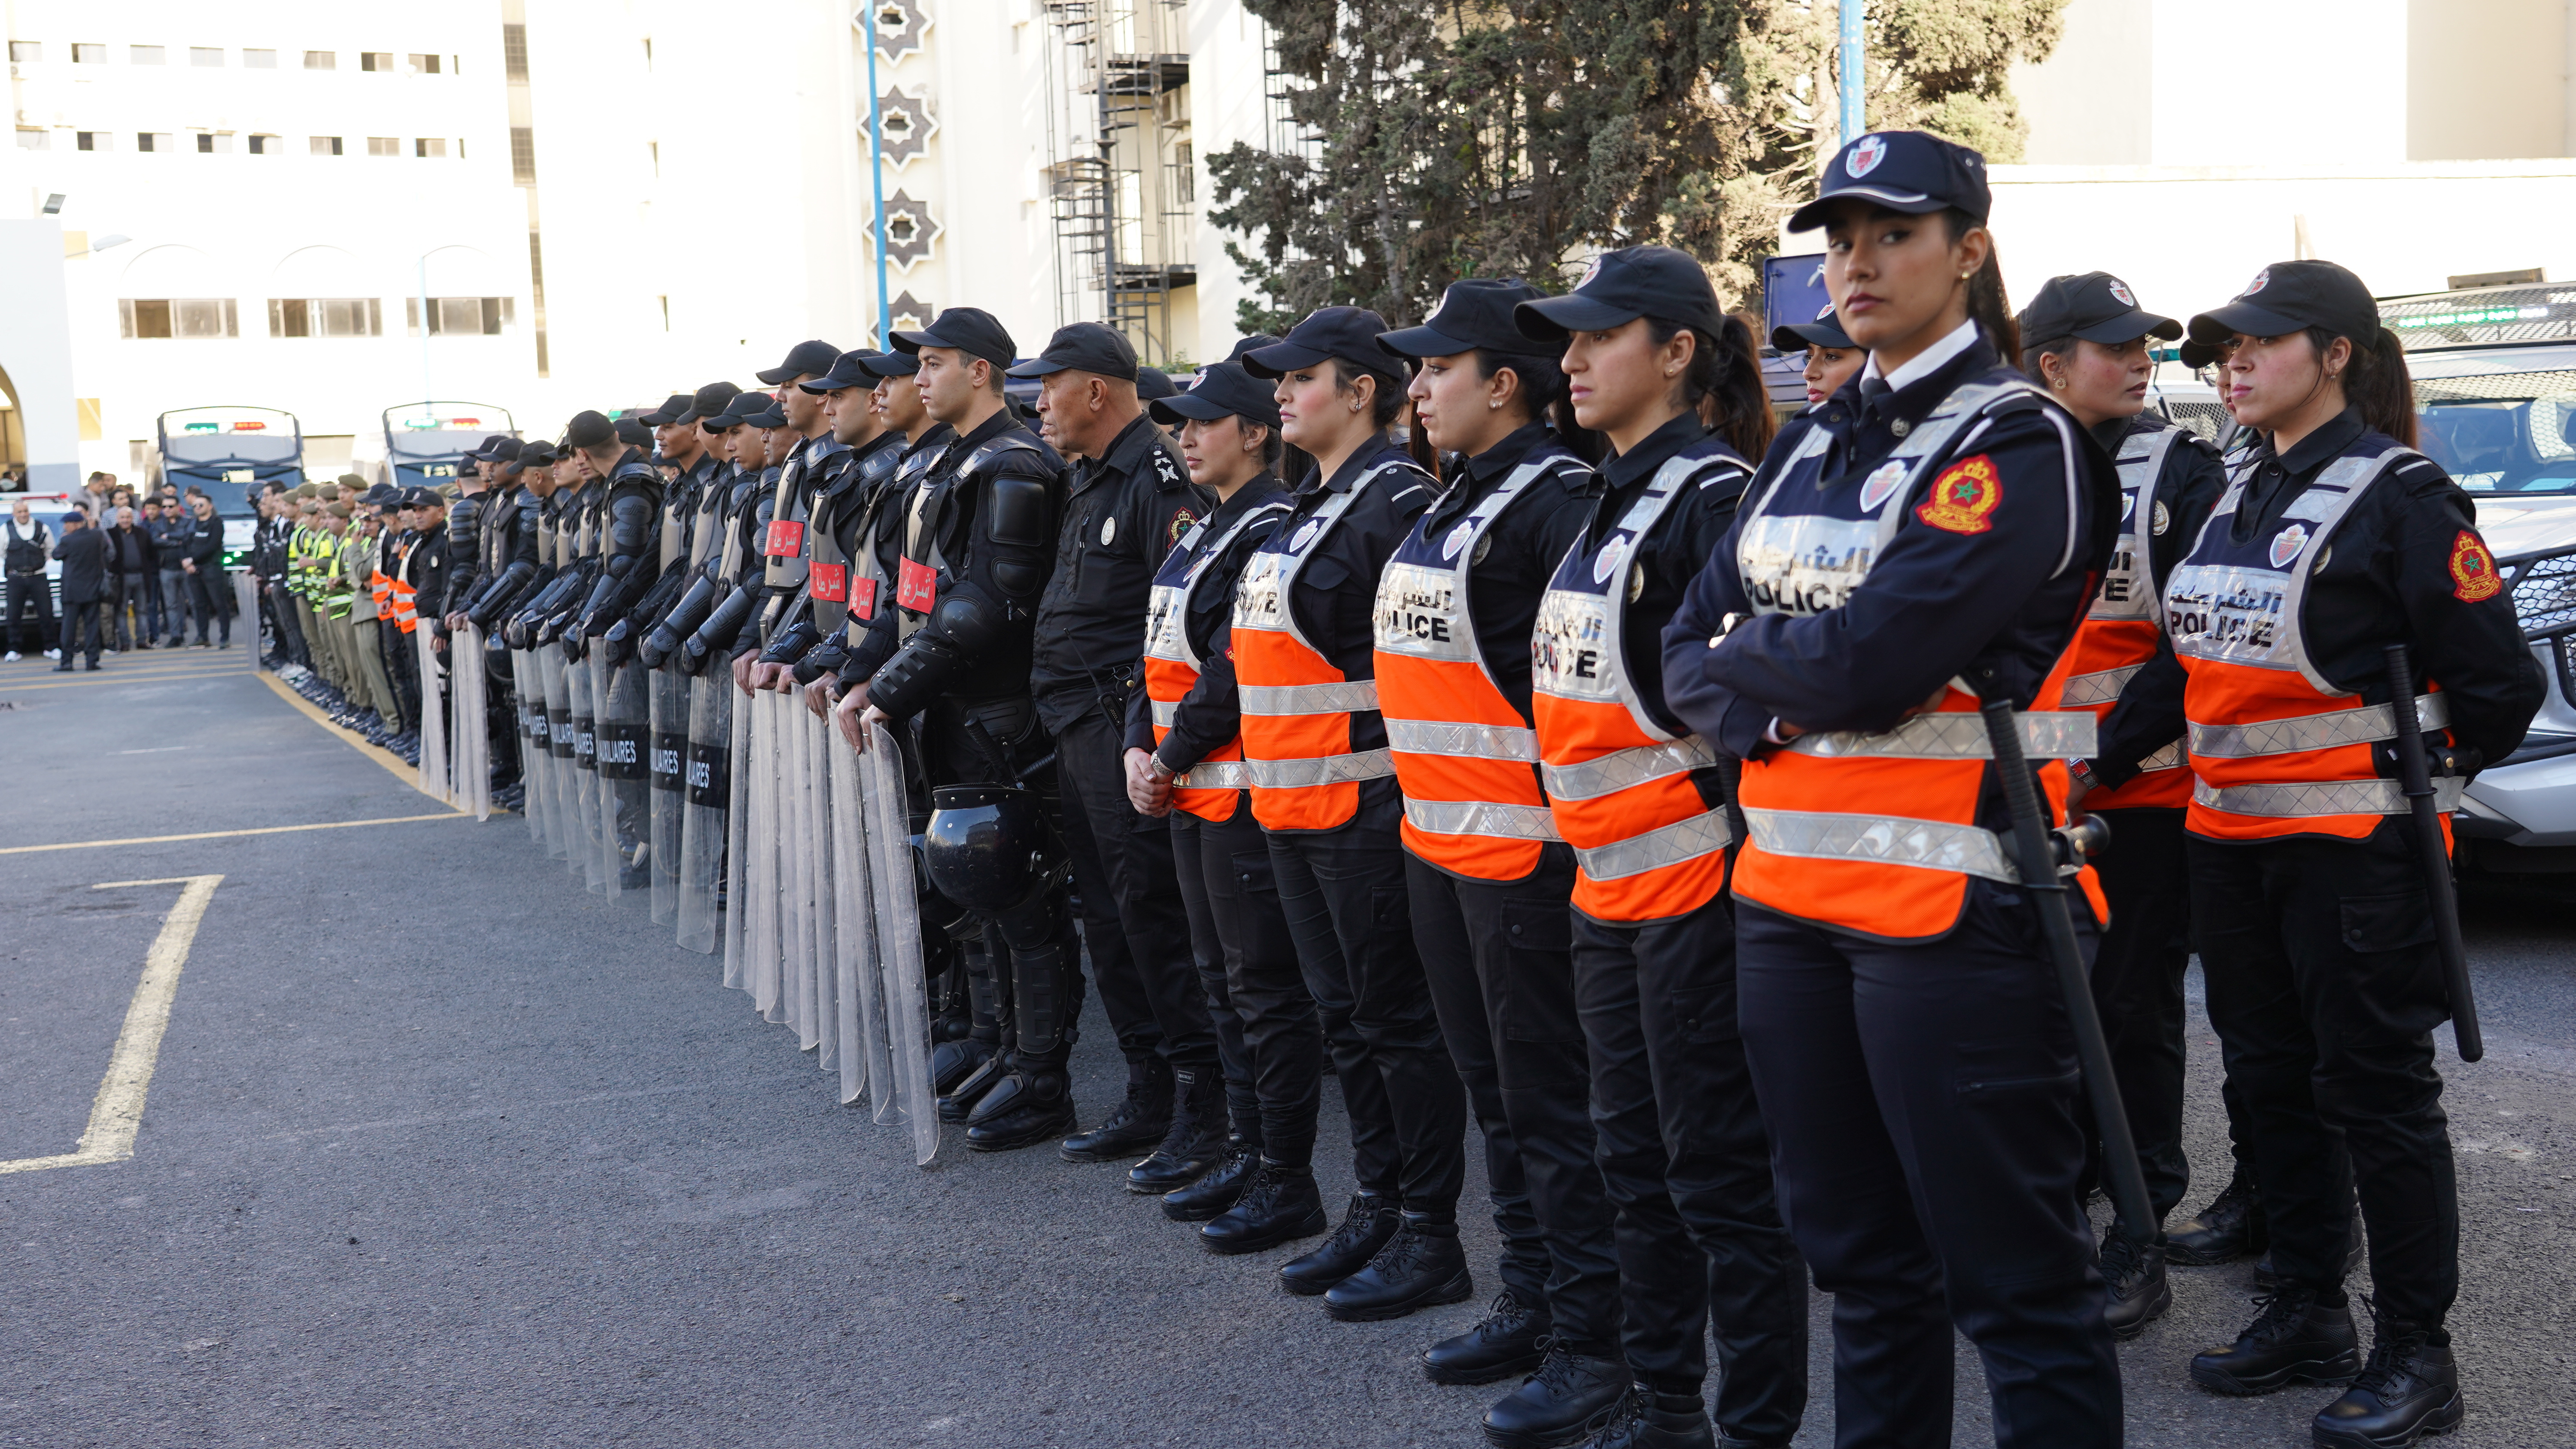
[2066,758,2097,788]
[1147,754,1177,782]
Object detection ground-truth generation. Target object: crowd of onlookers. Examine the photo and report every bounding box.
[3,472,235,670]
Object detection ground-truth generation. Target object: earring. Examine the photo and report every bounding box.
[2052,377,2066,390]
[1488,399,1501,409]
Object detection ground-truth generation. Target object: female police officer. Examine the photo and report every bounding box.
[1372,279,1627,1444]
[1521,248,1808,1449]
[1665,132,2124,1447]
[1773,301,1865,411]
[2160,261,2541,1448]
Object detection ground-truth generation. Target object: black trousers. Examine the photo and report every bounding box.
[267,582,310,667]
[1577,893,1807,1435]
[1174,802,1325,1166]
[2088,806,2202,1224]
[185,569,230,644]
[6,575,56,653]
[1268,791,1466,1218]
[1051,709,1217,1073]
[59,599,104,666]
[2190,822,2458,1328]
[1737,889,2120,1449]
[1413,845,1623,1356]
[923,696,1084,1065]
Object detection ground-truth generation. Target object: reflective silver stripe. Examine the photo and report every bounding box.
[2136,739,2185,773]
[1385,718,1540,762]
[1787,711,2097,761]
[2061,664,2142,709]
[2192,776,2465,817]
[1575,809,1731,881]
[1176,759,1254,788]
[1403,797,1565,842]
[2187,694,2448,759]
[1542,737,1716,802]
[1743,806,2024,884]
[1243,749,1395,788]
[1151,699,1178,727]
[1239,679,1380,715]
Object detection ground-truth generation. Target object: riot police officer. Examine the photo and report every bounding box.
[756,350,903,687]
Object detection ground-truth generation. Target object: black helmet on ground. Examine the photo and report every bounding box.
[922,784,1052,912]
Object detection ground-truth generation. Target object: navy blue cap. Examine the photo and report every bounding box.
[1149,362,1282,431]
[2187,260,2379,349]
[1788,130,1991,233]
[614,417,654,447]
[678,381,741,426]
[1771,300,1855,353]
[800,349,881,394]
[563,409,617,450]
[1380,278,1549,359]
[711,391,773,429]
[462,431,517,461]
[857,349,921,379]
[1224,335,1280,364]
[1135,367,1178,401]
[361,483,403,508]
[741,395,789,429]
[1005,321,1138,380]
[1516,245,1724,341]
[637,395,695,427]
[1242,306,1403,380]
[399,486,439,509]
[756,339,841,386]
[2019,272,2180,347]
[891,307,1015,369]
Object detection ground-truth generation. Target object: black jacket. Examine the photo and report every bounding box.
[1031,412,1209,732]
[105,523,157,577]
[56,524,110,605]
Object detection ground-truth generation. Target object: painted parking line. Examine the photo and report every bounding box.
[252,670,422,786]
[0,812,468,856]
[0,875,223,1176]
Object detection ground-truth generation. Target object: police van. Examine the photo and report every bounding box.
[380,401,516,490]
[156,406,305,571]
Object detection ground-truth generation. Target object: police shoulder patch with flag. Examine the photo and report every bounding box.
[1915,455,2003,535]
[2449,529,2502,602]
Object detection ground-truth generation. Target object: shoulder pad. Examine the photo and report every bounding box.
[988,470,1054,548]
[962,434,1047,479]
[859,442,905,485]
[611,457,658,484]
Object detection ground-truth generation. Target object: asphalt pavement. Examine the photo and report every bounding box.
[1,645,2571,1448]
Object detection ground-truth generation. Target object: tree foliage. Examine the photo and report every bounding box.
[1206,0,2068,332]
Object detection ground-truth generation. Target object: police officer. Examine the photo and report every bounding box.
[758,350,905,689]
[2157,262,2543,1447]
[804,352,952,699]
[840,306,1086,1154]
[1518,250,1810,1449]
[1669,131,2125,1447]
[638,383,750,670]
[1010,322,1230,1184]
[1772,301,1865,412]
[748,340,846,652]
[1121,355,1328,1245]
[683,390,789,679]
[1370,279,1630,1440]
[562,410,665,886]
[1235,309,1472,1321]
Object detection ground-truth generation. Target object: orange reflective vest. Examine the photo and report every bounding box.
[2164,439,2463,842]
[1143,493,1291,823]
[389,535,420,634]
[2060,423,2190,809]
[1531,453,1738,924]
[1727,377,2107,941]
[1233,461,1418,833]
[1376,458,1566,882]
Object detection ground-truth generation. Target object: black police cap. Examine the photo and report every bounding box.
[1149,361,1282,431]
[891,307,1016,370]
[756,339,841,386]
[399,486,438,509]
[2177,338,2224,370]
[800,349,881,394]
[510,442,559,472]
[2019,271,2181,347]
[1517,246,1724,342]
[740,394,790,429]
[563,409,618,450]
[637,394,695,427]
[1005,321,1139,380]
[857,349,921,379]
[1135,366,1178,401]
[614,417,654,447]
[1771,300,1856,353]
[463,431,516,461]
[361,483,403,508]
[1225,334,1280,363]
[482,437,523,464]
[1380,278,1551,360]
[678,381,742,426]
[1242,306,1403,380]
[1788,130,1991,234]
[2187,260,2380,349]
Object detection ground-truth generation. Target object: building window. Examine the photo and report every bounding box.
[415,137,447,158]
[359,51,392,72]
[407,52,441,75]
[1174,142,1194,203]
[310,135,342,156]
[77,131,105,151]
[502,24,528,80]
[196,133,234,154]
[247,133,279,155]
[270,298,382,338]
[14,128,46,150]
[131,45,166,64]
[304,49,334,70]
[366,136,399,157]
[73,43,105,64]
[190,47,223,67]
[405,296,515,336]
[137,132,171,152]
[510,127,536,184]
[244,49,276,68]
[9,42,40,62]
[120,299,239,340]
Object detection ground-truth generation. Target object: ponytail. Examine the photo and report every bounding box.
[1943,209,2020,370]
[2307,324,2416,447]
[1646,313,1777,464]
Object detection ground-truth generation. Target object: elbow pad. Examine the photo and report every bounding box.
[761,618,822,667]
[643,574,718,667]
[861,630,965,721]
[688,581,756,663]
[922,588,1009,657]
[609,494,655,557]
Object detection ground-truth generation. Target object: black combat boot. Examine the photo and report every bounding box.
[2311,1302,2464,1449]
[2168,1173,2266,1266]
[1277,1190,1400,1292]
[1127,1067,1229,1193]
[1423,1289,1552,1386]
[1163,1138,1260,1222]
[1324,1213,1475,1322]
[1574,1384,1719,1449]
[1199,1159,1327,1253]
[1058,1056,1173,1163]
[1481,1337,1630,1449]
[935,1048,1007,1123]
[931,1034,994,1097]
[2257,1212,2365,1293]
[2100,1230,2173,1341]
[2189,1284,2362,1395]
[963,1060,1077,1153]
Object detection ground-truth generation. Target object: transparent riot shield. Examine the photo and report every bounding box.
[511,649,547,843]
[786,688,819,1052]
[803,697,838,1074]
[677,668,731,956]
[828,722,878,1108]
[415,627,450,804]
[538,649,576,861]
[866,722,936,1165]
[718,672,751,982]
[598,652,650,898]
[747,687,784,1020]
[455,624,492,822]
[233,571,259,655]
[567,649,607,891]
[648,667,688,924]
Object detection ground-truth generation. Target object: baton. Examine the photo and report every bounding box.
[2382,644,2483,1063]
[1978,694,2158,1247]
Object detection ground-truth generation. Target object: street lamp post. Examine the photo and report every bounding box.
[863,6,891,345]
[1840,0,1866,145]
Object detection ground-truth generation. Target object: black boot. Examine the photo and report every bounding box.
[2101,1230,2172,1341]
[936,1050,1008,1123]
[1201,1159,1329,1254]
[2169,1173,2266,1266]
[1324,1214,1475,1322]
[1127,1067,1228,1194]
[1423,1289,1552,1386]
[2311,1305,2464,1449]
[1573,1384,1716,1449]
[1058,1057,1173,1163]
[963,1061,1077,1153]
[1481,1337,1631,1449]
[930,1034,993,1096]
[2189,1285,2362,1396]
[1277,1190,1399,1292]
[1163,1138,1260,1222]
[2257,1216,2366,1294]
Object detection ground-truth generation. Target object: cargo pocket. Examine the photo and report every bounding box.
[1668,981,1741,1046]
[2337,891,2434,955]
[1953,1039,2078,1100]
[1498,897,1581,1046]
[1229,847,1277,900]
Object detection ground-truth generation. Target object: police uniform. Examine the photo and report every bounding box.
[757,352,908,683]
[1011,323,1227,1177]
[1668,133,2125,1447]
[2154,263,2544,1445]
[1235,310,1472,1321]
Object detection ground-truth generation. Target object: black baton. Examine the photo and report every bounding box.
[2382,643,2483,1063]
[1978,694,2158,1247]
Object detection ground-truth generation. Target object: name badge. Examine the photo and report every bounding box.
[809,563,848,603]
[764,520,805,558]
[896,556,938,613]
[852,576,878,620]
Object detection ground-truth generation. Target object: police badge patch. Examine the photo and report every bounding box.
[1858,461,1908,512]
[1846,133,1887,177]
[2449,530,2502,601]
[1914,456,2002,535]
[2269,523,2309,568]
[2152,500,2171,536]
